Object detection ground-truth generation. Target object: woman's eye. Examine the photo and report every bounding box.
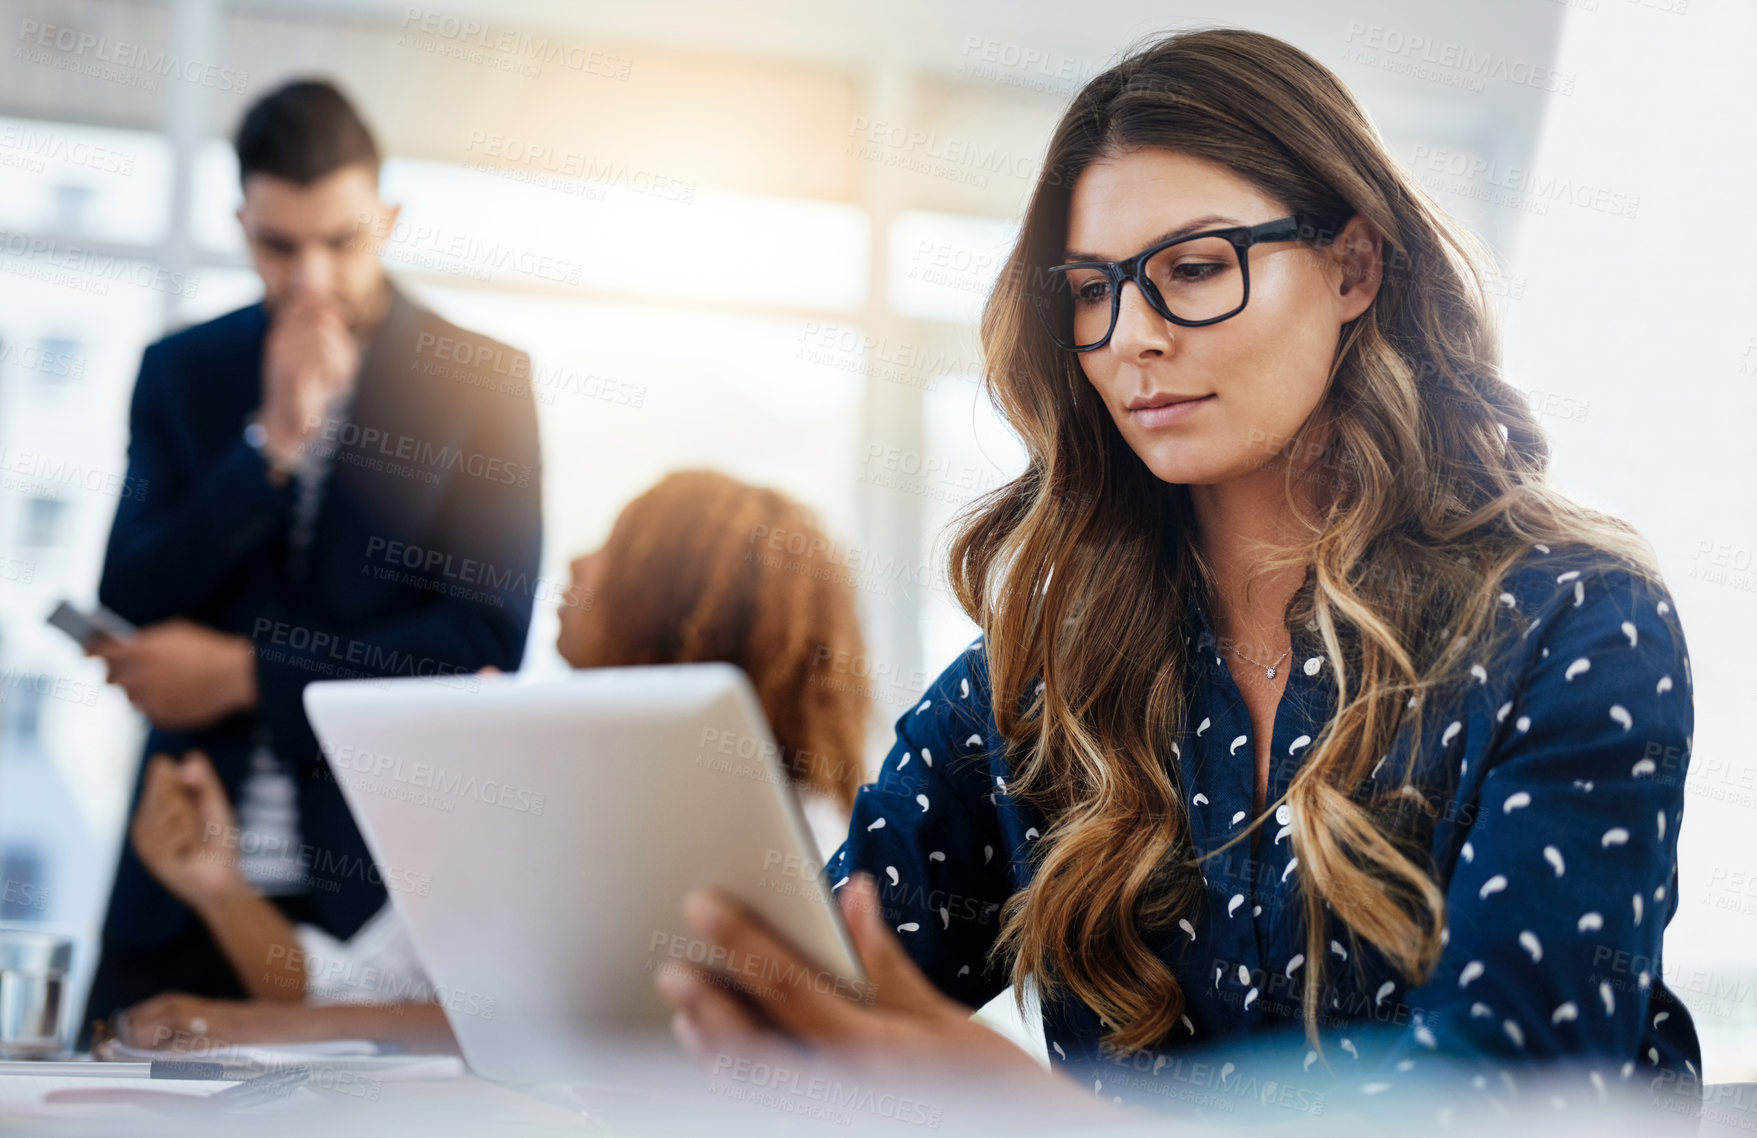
[1072,279,1111,305]
[1168,261,1228,283]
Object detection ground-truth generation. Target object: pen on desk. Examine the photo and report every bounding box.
[208,1065,311,1110]
[150,1059,227,1080]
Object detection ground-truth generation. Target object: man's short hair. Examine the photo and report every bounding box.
[234,79,381,188]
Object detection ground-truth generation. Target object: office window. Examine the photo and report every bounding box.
[186,139,246,256]
[0,844,47,921]
[414,284,870,674]
[18,497,67,548]
[917,372,1027,669]
[50,183,95,233]
[887,211,1018,324]
[0,674,47,748]
[0,117,173,246]
[386,157,870,312]
[192,143,873,313]
[31,336,82,384]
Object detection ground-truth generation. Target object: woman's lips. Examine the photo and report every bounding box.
[1130,393,1215,428]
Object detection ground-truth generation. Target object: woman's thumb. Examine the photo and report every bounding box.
[179,751,233,825]
[840,873,938,1007]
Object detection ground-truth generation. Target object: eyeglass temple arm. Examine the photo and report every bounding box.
[1240,216,1309,246]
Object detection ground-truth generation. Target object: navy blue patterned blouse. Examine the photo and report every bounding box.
[827,544,1700,1118]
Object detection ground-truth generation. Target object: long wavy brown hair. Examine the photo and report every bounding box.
[952,28,1658,1055]
[567,470,869,809]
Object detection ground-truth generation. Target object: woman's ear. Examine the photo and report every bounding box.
[1332,214,1384,321]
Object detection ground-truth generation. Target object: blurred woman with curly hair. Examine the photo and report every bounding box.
[556,468,870,839]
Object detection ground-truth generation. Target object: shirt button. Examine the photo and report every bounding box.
[1303,656,1323,676]
[1276,803,1292,826]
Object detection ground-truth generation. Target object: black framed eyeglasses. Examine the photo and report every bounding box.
[1031,215,1309,352]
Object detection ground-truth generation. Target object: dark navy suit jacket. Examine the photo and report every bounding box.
[90,285,541,998]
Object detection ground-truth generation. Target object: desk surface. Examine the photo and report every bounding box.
[0,1057,1087,1137]
[0,1069,599,1135]
[8,1060,1745,1137]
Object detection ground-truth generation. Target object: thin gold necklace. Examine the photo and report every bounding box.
[1222,638,1290,681]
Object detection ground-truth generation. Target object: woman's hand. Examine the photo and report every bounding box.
[129,751,245,911]
[114,994,459,1055]
[654,873,1086,1105]
[115,993,287,1050]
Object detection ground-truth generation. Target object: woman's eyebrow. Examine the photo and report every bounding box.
[1062,213,1242,262]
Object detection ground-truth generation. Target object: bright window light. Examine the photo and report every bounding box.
[385,158,869,311]
[887,210,1018,324]
[918,370,1027,669]
[0,117,172,247]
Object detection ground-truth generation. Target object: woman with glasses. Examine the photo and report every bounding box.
[658,27,1699,1123]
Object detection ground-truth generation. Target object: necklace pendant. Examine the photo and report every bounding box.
[1265,667,1277,680]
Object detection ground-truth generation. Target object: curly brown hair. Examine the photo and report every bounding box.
[568,470,869,809]
[956,28,1658,1055]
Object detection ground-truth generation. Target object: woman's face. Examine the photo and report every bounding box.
[1064,148,1381,487]
[555,548,604,667]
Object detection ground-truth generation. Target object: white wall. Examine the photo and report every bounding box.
[1502,0,1757,1079]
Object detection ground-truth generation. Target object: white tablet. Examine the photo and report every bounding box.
[302,664,864,1084]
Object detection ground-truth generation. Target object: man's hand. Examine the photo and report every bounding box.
[129,751,243,910]
[93,619,258,730]
[257,295,359,473]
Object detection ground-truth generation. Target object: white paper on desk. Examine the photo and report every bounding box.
[100,1038,379,1062]
[97,1039,465,1081]
[0,1074,234,1120]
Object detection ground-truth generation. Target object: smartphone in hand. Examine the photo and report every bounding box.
[47,600,138,650]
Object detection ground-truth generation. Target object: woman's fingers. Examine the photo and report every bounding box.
[117,994,193,1049]
[132,758,207,875]
[155,787,198,841]
[132,759,187,841]
[656,960,800,1070]
[178,750,218,786]
[658,967,812,1081]
[179,750,235,833]
[138,754,177,804]
[668,875,952,1048]
[839,873,949,1012]
[117,996,255,1050]
[677,887,868,1042]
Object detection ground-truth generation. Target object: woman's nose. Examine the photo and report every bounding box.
[1108,280,1175,358]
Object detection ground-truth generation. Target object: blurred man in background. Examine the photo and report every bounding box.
[81,79,542,1043]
